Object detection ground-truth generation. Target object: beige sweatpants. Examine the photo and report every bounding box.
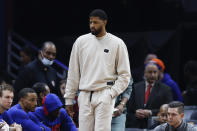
[78,88,115,131]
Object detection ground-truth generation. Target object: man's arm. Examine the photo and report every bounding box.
[113,79,133,117]
[64,40,80,105]
[10,110,51,131]
[60,108,78,131]
[110,40,131,98]
[2,111,15,125]
[28,112,51,131]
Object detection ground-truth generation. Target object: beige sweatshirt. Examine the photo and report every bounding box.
[64,33,131,105]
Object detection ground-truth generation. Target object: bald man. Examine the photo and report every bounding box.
[13,41,58,103]
[148,104,169,129]
[127,63,173,128]
[132,53,158,83]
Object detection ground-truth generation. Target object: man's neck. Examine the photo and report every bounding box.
[19,102,28,113]
[0,106,5,114]
[173,120,182,129]
[96,29,106,37]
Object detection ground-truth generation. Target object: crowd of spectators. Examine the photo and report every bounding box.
[1,9,197,131]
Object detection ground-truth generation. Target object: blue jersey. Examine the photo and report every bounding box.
[30,93,77,131]
[0,111,14,125]
[31,107,77,131]
[7,104,51,131]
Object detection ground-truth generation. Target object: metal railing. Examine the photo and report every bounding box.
[7,32,68,80]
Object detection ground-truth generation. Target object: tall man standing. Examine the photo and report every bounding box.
[64,9,131,131]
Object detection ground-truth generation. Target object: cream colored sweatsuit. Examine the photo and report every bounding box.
[65,33,131,131]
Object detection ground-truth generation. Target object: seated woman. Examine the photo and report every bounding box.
[32,82,50,106]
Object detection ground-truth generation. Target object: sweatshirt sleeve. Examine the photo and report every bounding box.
[122,78,133,100]
[64,39,80,105]
[110,40,131,98]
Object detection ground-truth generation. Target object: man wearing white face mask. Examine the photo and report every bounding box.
[13,41,58,104]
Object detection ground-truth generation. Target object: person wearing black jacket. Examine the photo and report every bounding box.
[126,63,173,129]
[13,41,59,104]
[154,101,197,131]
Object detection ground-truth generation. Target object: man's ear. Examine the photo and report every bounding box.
[39,93,44,100]
[38,50,43,59]
[104,20,107,26]
[20,97,24,103]
[181,113,184,118]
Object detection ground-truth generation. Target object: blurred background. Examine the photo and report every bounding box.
[1,0,197,91]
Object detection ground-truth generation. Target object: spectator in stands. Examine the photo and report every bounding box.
[59,79,79,127]
[111,79,133,131]
[132,53,158,83]
[148,104,168,129]
[14,41,58,104]
[7,88,51,131]
[32,82,50,106]
[29,93,77,131]
[59,79,66,105]
[154,101,197,131]
[182,60,197,105]
[0,84,22,131]
[126,62,173,128]
[64,9,131,131]
[150,58,183,102]
[19,45,35,71]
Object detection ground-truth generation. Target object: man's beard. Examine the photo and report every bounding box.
[91,27,102,36]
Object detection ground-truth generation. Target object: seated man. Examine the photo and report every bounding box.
[0,84,15,125]
[59,79,79,127]
[151,58,183,102]
[13,42,58,104]
[148,104,168,129]
[32,82,50,106]
[126,63,173,128]
[154,101,197,131]
[29,93,77,131]
[7,88,51,131]
[0,84,22,131]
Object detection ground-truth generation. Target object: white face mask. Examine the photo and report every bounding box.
[41,52,54,66]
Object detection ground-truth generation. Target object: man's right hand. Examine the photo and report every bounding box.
[135,109,146,119]
[65,105,75,118]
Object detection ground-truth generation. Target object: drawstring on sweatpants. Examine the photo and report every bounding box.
[90,91,93,102]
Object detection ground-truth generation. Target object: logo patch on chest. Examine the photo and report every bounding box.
[104,49,109,53]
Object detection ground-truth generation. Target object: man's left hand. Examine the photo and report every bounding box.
[112,104,124,117]
[143,109,151,117]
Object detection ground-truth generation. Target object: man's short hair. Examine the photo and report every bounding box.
[89,9,108,21]
[32,82,48,97]
[40,41,55,51]
[168,101,184,114]
[59,79,67,85]
[18,88,36,100]
[0,84,14,97]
